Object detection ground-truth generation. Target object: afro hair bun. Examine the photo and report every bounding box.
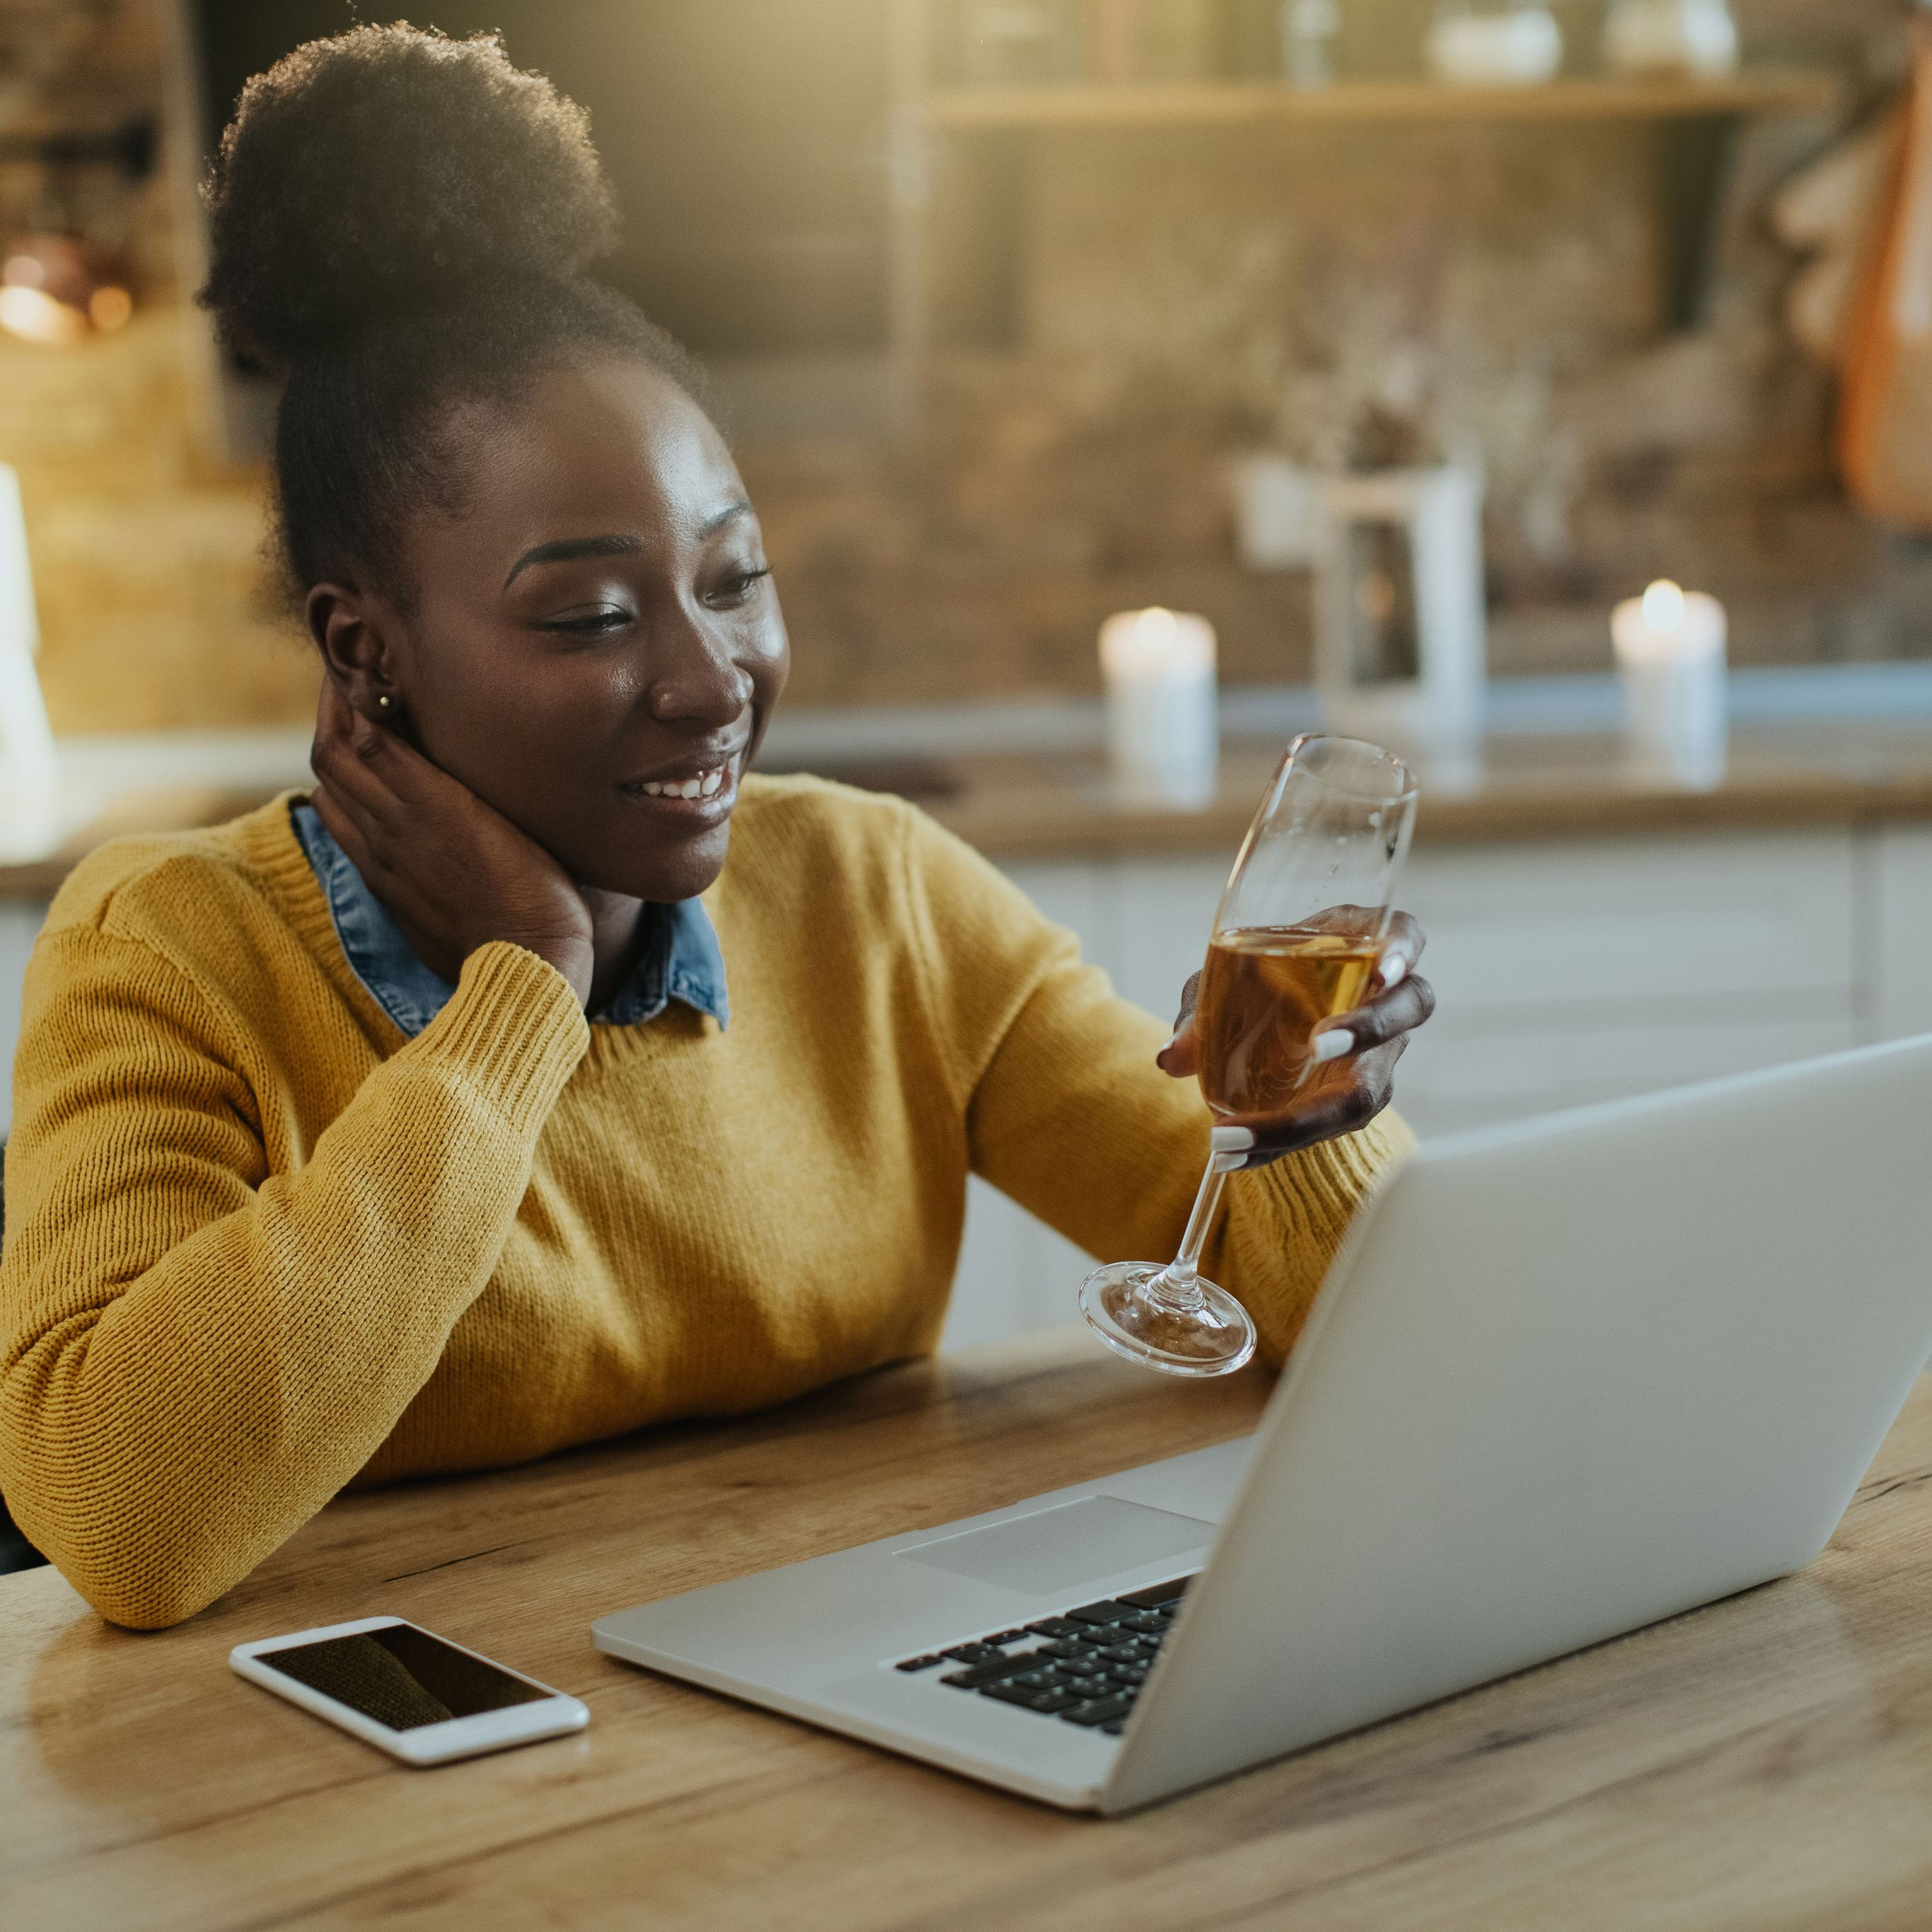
[198,23,620,369]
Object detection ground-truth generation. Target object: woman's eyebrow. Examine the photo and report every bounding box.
[700,499,752,538]
[503,532,643,588]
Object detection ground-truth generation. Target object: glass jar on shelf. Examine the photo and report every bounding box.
[1424,1,1564,86]
[1602,0,1740,80]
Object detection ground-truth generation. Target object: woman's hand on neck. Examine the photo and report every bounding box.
[579,887,652,1018]
[310,678,599,1009]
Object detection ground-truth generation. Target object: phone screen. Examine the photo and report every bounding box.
[255,1624,552,1731]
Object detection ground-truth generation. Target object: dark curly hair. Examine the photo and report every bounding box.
[198,23,705,609]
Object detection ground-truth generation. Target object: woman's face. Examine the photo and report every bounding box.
[372,358,789,905]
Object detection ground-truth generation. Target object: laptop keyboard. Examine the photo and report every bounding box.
[891,1574,1196,1739]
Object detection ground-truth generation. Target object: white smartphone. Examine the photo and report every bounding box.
[230,1615,589,1766]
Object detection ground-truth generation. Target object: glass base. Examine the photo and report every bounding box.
[1079,1261,1259,1378]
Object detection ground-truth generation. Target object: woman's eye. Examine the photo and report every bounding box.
[709,567,771,607]
[543,607,632,635]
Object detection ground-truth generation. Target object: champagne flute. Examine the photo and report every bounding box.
[1080,735,1421,1377]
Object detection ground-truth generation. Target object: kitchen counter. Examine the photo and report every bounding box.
[3,672,1931,901]
[909,719,1932,861]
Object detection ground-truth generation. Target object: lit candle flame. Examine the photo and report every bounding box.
[1640,579,1687,633]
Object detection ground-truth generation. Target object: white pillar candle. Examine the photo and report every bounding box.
[1611,579,1728,787]
[1099,607,1219,809]
[0,464,59,859]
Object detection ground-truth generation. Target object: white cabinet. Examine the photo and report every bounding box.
[1107,858,1227,1021]
[1876,827,1932,1042]
[1404,835,1856,1014]
[942,826,1922,1351]
[1393,832,1861,1137]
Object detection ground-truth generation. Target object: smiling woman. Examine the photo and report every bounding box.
[0,25,1431,1630]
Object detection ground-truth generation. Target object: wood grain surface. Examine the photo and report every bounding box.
[5,1328,1932,1931]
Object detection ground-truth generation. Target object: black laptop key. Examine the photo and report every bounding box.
[1062,1694,1135,1728]
[1034,1638,1097,1661]
[1101,1720,1128,1735]
[983,1629,1031,1645]
[940,1653,1038,1690]
[1119,1613,1168,1636]
[1025,1616,1086,1638]
[981,1681,1052,1711]
[1065,1600,1137,1625]
[942,1642,1009,1665]
[895,1654,946,1672]
[1097,1643,1146,1663]
[1119,1576,1195,1609]
[984,1682,1079,1714]
[1111,1663,1149,1683]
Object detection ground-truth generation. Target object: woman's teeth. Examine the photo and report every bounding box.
[638,765,727,800]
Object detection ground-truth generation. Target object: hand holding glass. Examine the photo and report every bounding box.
[1080,735,1421,1377]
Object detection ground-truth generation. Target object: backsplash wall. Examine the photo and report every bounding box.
[763,0,1928,706]
[0,0,1921,731]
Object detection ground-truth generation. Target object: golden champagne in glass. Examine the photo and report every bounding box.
[1080,736,1420,1377]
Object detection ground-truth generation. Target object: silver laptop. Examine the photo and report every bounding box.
[594,1035,1932,1813]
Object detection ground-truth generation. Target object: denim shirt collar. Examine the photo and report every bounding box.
[289,800,729,1038]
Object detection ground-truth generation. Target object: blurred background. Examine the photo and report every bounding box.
[2,1,1931,1343]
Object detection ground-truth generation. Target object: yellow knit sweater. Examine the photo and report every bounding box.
[0,779,1411,1628]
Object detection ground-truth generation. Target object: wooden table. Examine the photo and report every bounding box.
[6,1330,1932,1930]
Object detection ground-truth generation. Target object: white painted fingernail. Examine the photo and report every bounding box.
[1379,955,1408,988]
[1312,1029,1353,1063]
[1210,1126,1255,1153]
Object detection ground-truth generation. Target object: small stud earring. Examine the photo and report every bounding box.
[377,693,393,711]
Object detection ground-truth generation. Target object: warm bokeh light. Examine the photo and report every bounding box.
[0,285,88,347]
[0,235,132,346]
[87,285,132,332]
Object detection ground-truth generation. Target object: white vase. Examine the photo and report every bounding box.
[1425,6,1564,88]
[1603,0,1740,80]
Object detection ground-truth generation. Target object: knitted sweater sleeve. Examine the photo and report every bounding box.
[0,929,587,1629]
[897,808,1414,1367]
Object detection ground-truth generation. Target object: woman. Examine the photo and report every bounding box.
[0,26,1433,1629]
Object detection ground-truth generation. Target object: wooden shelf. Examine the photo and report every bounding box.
[927,69,1844,133]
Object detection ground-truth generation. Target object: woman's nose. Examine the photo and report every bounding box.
[644,619,753,727]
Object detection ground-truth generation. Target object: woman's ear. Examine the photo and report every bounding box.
[306,584,403,720]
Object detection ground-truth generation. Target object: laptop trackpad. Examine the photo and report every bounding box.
[896,1496,1216,1597]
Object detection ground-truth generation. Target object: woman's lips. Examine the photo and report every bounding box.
[618,753,741,819]
[637,763,727,801]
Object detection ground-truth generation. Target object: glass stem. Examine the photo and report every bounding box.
[1153,1150,1242,1309]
